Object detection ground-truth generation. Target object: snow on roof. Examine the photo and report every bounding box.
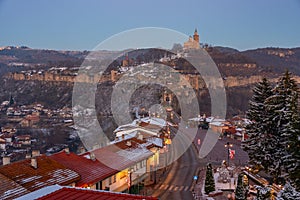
[115,127,160,138]
[16,185,62,200]
[188,117,204,122]
[209,121,224,127]
[212,118,226,122]
[114,117,173,135]
[50,151,118,187]
[146,137,163,148]
[0,173,30,200]
[235,132,242,136]
[91,139,154,171]
[133,117,168,128]
[113,123,137,133]
[113,130,137,141]
[0,155,80,192]
[116,147,150,162]
[205,117,214,123]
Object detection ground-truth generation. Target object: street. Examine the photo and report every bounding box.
[153,145,201,199]
[151,127,249,199]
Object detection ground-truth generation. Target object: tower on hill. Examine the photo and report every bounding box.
[193,28,199,43]
[183,28,200,49]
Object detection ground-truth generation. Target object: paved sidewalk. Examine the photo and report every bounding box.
[139,165,172,196]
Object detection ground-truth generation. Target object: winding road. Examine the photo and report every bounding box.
[152,127,249,199]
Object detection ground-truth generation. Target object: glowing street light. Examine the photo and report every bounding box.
[224,142,233,166]
[127,168,133,193]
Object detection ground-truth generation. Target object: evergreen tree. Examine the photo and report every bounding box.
[255,185,272,200]
[276,182,300,200]
[242,78,274,170]
[204,163,215,194]
[265,71,300,184]
[235,173,248,200]
[286,118,300,190]
[9,94,15,106]
[243,71,300,190]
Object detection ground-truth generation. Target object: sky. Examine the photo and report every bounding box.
[0,0,300,51]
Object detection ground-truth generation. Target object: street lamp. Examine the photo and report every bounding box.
[224,142,233,166]
[128,168,133,193]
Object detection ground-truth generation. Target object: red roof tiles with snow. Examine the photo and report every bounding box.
[90,138,154,171]
[0,155,80,192]
[37,187,158,200]
[50,151,119,187]
[0,173,30,200]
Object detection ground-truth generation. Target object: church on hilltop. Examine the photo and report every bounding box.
[183,29,200,49]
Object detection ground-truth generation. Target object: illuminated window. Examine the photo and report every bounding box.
[120,171,126,179]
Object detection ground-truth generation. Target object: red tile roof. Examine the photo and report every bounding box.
[0,173,30,200]
[50,151,119,187]
[90,138,154,171]
[0,155,80,192]
[37,187,158,200]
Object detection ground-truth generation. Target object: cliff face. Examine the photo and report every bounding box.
[224,75,300,87]
[241,47,300,75]
[8,70,300,89]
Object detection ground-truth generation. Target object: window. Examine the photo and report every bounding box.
[119,171,126,179]
[109,175,116,185]
[96,182,102,190]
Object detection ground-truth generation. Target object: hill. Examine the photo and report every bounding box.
[0,46,300,118]
[241,47,300,75]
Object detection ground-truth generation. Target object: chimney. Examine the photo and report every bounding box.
[90,153,96,161]
[64,147,70,154]
[80,147,86,154]
[126,140,132,147]
[3,156,10,165]
[32,150,40,157]
[137,133,143,141]
[122,134,125,140]
[31,157,38,169]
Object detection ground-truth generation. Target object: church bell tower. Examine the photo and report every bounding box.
[193,28,199,43]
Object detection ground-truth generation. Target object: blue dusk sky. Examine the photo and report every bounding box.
[0,0,299,51]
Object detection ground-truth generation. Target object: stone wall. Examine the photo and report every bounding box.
[6,71,300,90]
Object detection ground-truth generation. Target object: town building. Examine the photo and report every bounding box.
[49,149,119,189]
[0,154,80,196]
[16,185,158,200]
[89,137,161,192]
